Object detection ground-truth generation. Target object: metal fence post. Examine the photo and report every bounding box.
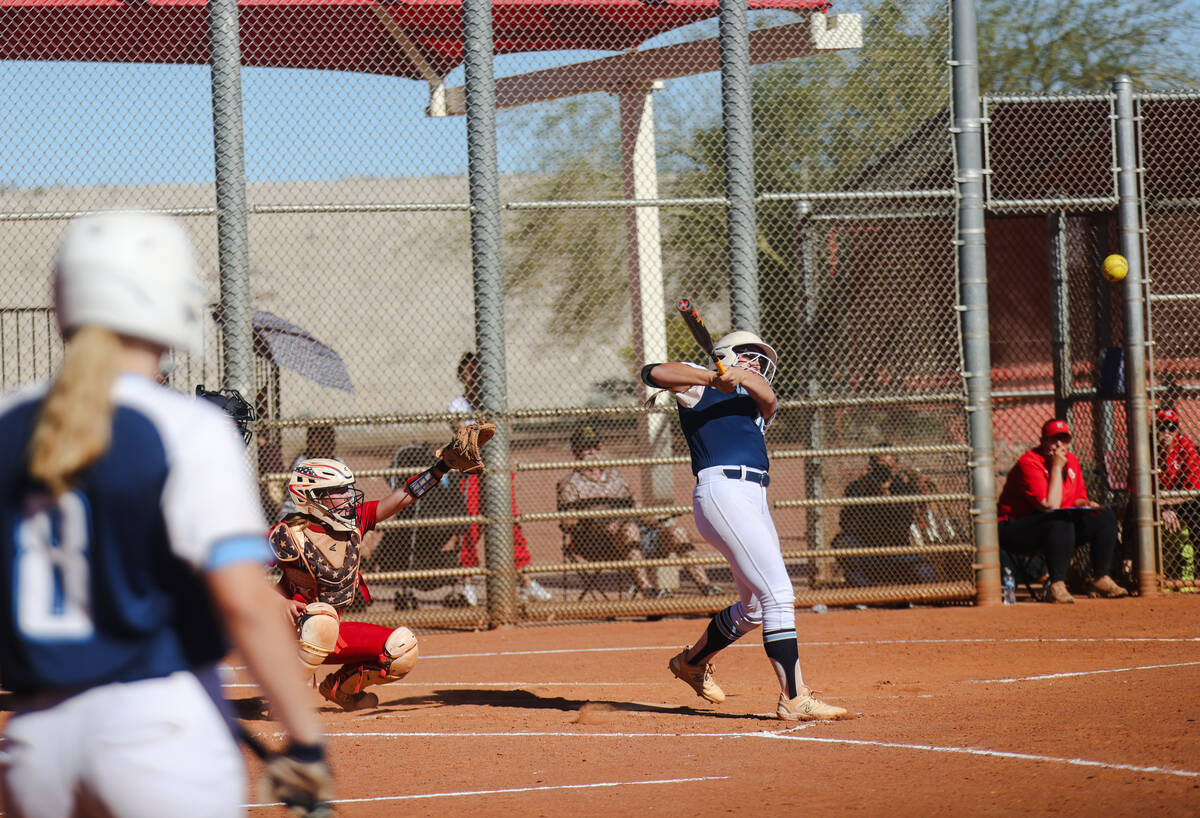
[1113,75,1157,596]
[718,0,759,330]
[462,0,515,625]
[207,0,253,405]
[951,0,1000,605]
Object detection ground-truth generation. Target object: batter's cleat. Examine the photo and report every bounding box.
[1044,581,1075,604]
[1090,575,1129,598]
[668,650,725,703]
[776,690,849,721]
[318,672,379,712]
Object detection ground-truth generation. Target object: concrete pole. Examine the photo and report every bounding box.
[1112,75,1157,596]
[462,0,515,624]
[619,83,674,506]
[950,0,1001,606]
[207,0,253,405]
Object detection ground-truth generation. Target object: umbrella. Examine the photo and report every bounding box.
[251,309,354,393]
[0,0,830,80]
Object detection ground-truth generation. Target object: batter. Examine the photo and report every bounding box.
[643,330,849,720]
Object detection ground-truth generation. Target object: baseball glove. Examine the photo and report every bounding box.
[262,745,335,818]
[439,421,495,474]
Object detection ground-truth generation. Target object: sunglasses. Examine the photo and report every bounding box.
[1158,422,1179,432]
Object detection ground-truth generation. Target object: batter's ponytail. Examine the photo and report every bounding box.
[28,325,121,496]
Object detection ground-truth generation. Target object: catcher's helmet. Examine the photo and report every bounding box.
[195,385,256,446]
[287,458,364,532]
[53,210,206,355]
[712,331,778,384]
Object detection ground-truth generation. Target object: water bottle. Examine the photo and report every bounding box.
[1002,566,1017,606]
[1181,527,1196,593]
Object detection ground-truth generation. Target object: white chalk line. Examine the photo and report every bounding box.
[966,659,1200,684]
[759,732,1200,780]
[244,775,730,809]
[242,726,1200,783]
[220,635,1200,672]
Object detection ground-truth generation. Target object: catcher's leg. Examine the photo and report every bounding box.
[296,602,340,681]
[318,626,419,711]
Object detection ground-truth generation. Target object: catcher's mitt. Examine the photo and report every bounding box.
[440,421,495,474]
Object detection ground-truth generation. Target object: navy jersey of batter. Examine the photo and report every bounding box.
[0,397,225,696]
[678,387,768,475]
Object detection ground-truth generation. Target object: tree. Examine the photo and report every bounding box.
[503,0,1200,377]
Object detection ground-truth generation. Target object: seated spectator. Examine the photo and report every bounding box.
[832,444,938,587]
[1154,408,1200,588]
[997,418,1129,603]
[557,424,721,597]
[1155,409,1200,533]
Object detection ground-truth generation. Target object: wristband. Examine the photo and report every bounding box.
[405,468,437,499]
[284,741,325,764]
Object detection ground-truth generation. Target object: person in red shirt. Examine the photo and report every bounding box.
[997,418,1128,603]
[1155,408,1200,534]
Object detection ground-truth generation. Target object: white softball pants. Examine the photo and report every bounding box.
[0,666,247,818]
[693,466,795,634]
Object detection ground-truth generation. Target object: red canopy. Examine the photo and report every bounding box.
[0,0,831,80]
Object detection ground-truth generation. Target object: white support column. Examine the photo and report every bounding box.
[619,82,673,504]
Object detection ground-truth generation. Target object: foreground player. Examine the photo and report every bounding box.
[0,211,331,817]
[271,425,490,711]
[643,331,848,720]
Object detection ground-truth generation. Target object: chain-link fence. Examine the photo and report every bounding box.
[2,0,1197,626]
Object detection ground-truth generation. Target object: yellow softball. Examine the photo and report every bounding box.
[1102,253,1129,283]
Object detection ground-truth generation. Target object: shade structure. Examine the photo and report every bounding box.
[0,0,832,79]
[251,309,355,393]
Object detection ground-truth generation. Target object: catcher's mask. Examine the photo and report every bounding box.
[712,331,778,384]
[195,385,256,446]
[287,458,363,532]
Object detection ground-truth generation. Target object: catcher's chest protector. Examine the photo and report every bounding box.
[270,521,361,609]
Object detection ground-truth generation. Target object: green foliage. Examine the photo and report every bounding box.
[503,0,1200,366]
[976,0,1200,93]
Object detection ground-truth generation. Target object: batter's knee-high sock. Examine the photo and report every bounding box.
[687,605,748,665]
[763,628,802,698]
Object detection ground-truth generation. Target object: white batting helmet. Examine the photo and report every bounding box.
[287,458,364,532]
[713,331,778,384]
[53,210,206,355]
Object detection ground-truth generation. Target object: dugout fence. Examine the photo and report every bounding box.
[2,0,1198,628]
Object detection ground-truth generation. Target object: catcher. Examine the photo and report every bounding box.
[270,423,493,710]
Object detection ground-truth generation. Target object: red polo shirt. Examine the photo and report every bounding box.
[997,448,1090,521]
[1160,434,1200,491]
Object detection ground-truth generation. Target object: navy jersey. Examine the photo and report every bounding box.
[674,363,770,475]
[0,374,269,696]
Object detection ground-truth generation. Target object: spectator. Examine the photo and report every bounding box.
[1155,408,1200,533]
[997,418,1129,603]
[557,424,722,598]
[447,351,551,604]
[833,444,938,587]
[1154,408,1200,588]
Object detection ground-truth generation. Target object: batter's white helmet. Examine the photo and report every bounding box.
[53,210,206,355]
[713,331,778,384]
[287,458,363,532]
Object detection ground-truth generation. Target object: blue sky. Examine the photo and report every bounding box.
[0,15,745,189]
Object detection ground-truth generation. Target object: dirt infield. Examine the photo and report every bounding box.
[5,596,1200,816]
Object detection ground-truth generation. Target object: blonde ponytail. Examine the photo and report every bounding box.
[28,326,122,496]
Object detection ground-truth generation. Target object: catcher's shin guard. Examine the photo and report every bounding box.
[297,602,339,680]
[317,627,418,711]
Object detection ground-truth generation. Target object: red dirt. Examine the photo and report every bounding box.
[5,596,1200,816]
